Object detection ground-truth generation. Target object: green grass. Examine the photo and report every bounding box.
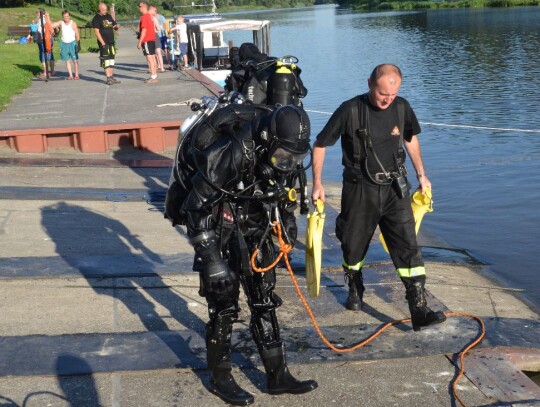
[0,42,38,111]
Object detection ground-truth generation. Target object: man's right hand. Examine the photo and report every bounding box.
[311,182,325,204]
[202,257,239,295]
[193,235,239,296]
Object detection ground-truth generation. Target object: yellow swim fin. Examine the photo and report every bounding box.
[305,199,325,297]
[379,188,433,253]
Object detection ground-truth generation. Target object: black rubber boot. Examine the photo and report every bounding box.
[260,342,318,395]
[345,269,365,311]
[401,276,447,332]
[207,362,254,406]
[206,310,254,405]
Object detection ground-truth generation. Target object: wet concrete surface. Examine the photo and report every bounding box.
[1,160,539,406]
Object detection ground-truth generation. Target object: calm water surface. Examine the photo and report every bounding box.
[226,6,540,310]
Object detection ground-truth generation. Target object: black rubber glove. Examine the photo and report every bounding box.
[194,237,239,296]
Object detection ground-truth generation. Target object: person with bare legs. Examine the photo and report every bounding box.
[170,15,188,70]
[149,5,166,73]
[50,10,80,80]
[137,1,158,83]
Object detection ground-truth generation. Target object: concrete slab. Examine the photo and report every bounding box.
[0,72,539,406]
[0,358,491,407]
[0,28,211,133]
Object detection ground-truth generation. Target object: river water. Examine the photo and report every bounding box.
[225,5,540,310]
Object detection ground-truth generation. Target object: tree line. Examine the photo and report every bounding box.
[2,0,335,16]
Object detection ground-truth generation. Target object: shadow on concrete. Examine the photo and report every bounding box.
[21,391,67,406]
[40,202,207,382]
[113,62,149,73]
[0,395,18,406]
[112,136,171,213]
[76,69,114,84]
[56,355,101,407]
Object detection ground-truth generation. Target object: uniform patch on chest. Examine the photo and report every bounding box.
[391,125,400,136]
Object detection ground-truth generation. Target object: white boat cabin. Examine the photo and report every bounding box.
[185,16,271,72]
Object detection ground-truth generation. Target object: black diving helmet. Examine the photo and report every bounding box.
[266,105,310,172]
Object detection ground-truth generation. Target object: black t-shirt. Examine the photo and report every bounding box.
[316,95,421,175]
[92,13,116,44]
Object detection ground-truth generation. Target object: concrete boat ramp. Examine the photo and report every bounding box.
[1,30,540,407]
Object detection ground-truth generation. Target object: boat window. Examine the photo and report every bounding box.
[212,32,221,46]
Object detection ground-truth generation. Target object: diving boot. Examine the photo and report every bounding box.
[260,342,318,395]
[206,308,254,405]
[345,270,365,311]
[208,362,254,406]
[402,276,447,332]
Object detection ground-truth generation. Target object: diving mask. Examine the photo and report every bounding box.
[269,146,308,172]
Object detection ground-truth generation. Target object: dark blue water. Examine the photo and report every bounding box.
[226,6,540,310]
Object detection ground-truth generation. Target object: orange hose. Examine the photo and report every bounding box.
[250,221,485,407]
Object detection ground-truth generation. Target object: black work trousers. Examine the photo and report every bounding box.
[336,174,424,274]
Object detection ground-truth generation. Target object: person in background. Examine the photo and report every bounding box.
[159,11,172,70]
[34,8,55,78]
[311,64,447,332]
[149,5,166,73]
[92,2,120,85]
[50,10,80,80]
[169,15,188,70]
[27,19,38,42]
[137,1,158,84]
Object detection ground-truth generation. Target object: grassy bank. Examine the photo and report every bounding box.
[0,6,99,111]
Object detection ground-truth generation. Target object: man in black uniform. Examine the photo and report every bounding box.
[92,3,120,85]
[166,100,317,405]
[311,64,446,332]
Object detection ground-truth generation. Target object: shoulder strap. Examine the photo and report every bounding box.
[351,95,367,170]
[396,98,405,161]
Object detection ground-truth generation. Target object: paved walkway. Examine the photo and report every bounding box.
[0,27,539,407]
[1,162,539,406]
[0,28,212,132]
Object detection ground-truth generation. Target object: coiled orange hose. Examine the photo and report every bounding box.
[250,221,486,407]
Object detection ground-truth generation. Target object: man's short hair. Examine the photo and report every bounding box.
[369,64,402,83]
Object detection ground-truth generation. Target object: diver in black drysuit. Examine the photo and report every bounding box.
[167,102,317,405]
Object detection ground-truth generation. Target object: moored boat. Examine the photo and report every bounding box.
[184,14,271,86]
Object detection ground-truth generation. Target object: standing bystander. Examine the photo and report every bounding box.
[92,3,120,85]
[170,15,188,70]
[149,6,166,73]
[137,2,158,84]
[50,11,80,80]
[35,9,55,79]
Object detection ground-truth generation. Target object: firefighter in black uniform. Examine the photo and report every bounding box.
[166,100,317,405]
[311,64,446,332]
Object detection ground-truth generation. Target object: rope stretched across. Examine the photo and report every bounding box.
[250,221,486,407]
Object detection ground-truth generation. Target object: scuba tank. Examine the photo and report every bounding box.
[268,61,297,106]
